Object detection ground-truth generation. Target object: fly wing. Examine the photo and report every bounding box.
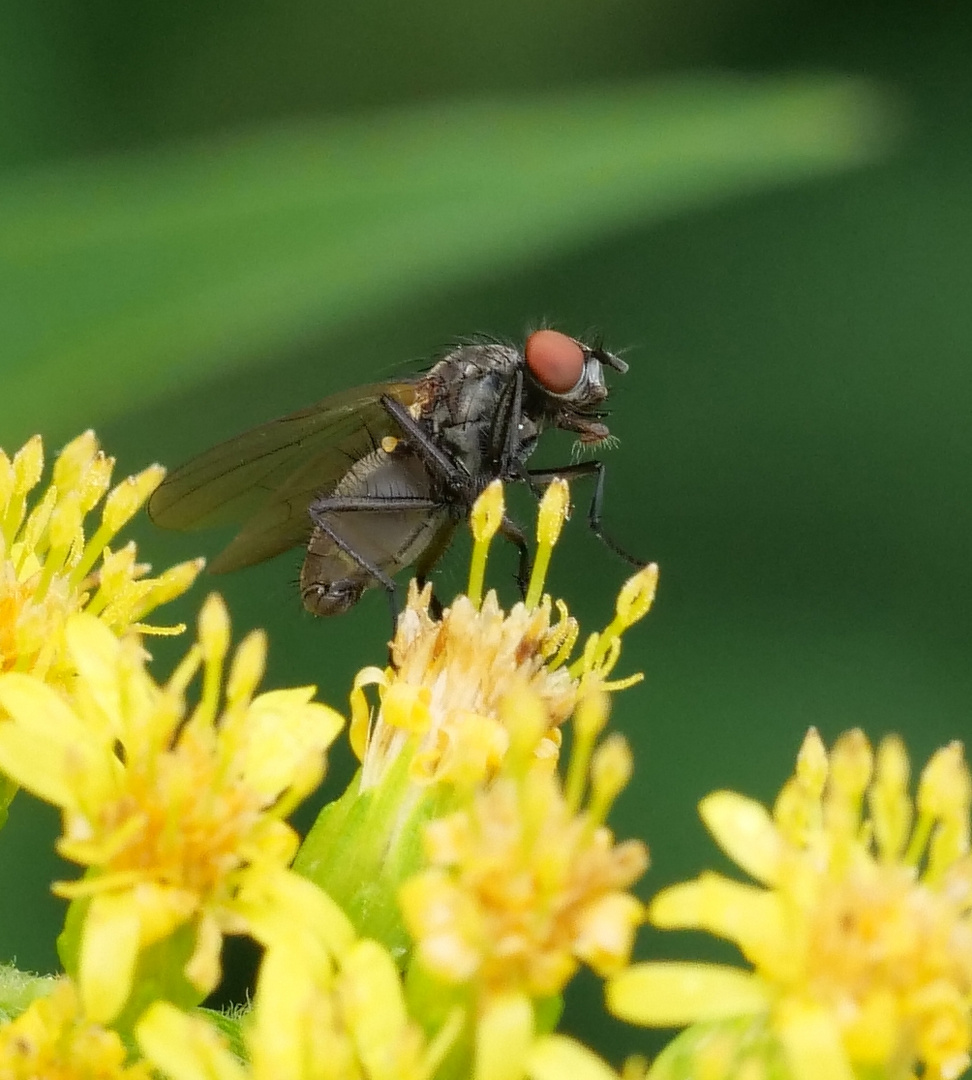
[149,381,420,573]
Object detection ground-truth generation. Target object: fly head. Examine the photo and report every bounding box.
[522,330,627,448]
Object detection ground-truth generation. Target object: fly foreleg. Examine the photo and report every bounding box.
[525,461,645,569]
[498,515,532,598]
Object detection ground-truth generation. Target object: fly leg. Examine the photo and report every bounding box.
[381,394,534,599]
[310,496,440,512]
[525,461,646,569]
[413,519,458,619]
[380,396,473,496]
[487,366,525,477]
[499,515,532,598]
[306,494,442,619]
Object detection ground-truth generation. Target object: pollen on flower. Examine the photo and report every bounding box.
[0,979,152,1079]
[353,582,579,792]
[399,732,648,1001]
[350,481,657,793]
[0,431,203,686]
[0,595,344,1023]
[609,728,972,1080]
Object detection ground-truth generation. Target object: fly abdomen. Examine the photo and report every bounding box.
[300,575,365,616]
[299,442,448,616]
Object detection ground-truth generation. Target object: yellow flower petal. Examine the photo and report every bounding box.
[0,673,109,808]
[184,911,222,994]
[79,892,142,1023]
[775,998,855,1080]
[474,992,534,1080]
[795,726,829,796]
[64,612,126,733]
[127,883,198,947]
[607,962,772,1027]
[699,790,783,886]
[649,873,789,967]
[527,1035,620,1080]
[340,939,410,1074]
[238,688,344,800]
[869,733,911,861]
[224,629,267,707]
[137,1001,245,1080]
[101,464,166,534]
[240,866,357,959]
[573,892,644,976]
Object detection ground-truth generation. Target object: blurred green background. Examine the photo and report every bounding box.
[1,0,970,1064]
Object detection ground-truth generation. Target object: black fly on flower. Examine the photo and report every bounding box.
[148,330,642,617]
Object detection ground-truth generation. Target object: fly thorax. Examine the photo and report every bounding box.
[512,414,542,468]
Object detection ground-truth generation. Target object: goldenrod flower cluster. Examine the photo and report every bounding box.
[0,980,153,1080]
[399,707,647,999]
[0,429,969,1080]
[0,432,203,685]
[295,482,654,1041]
[348,481,653,798]
[138,914,457,1080]
[0,590,344,1025]
[609,728,972,1080]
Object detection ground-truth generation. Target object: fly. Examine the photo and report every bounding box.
[148,329,642,616]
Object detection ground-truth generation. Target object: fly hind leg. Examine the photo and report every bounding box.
[305,494,440,620]
[301,512,396,618]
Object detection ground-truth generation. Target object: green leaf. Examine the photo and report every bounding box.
[0,966,58,1022]
[0,76,891,435]
[198,1005,248,1062]
[294,753,450,960]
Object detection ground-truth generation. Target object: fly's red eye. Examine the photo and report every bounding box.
[524,329,585,394]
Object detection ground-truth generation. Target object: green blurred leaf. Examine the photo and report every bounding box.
[0,76,891,435]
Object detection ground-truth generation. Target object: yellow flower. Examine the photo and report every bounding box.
[0,978,153,1079]
[608,729,972,1080]
[296,481,655,958]
[0,594,344,1024]
[0,431,203,684]
[527,1034,647,1080]
[350,481,657,793]
[137,887,458,1080]
[137,885,627,1080]
[399,692,648,1002]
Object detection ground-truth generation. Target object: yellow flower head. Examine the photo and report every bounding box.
[0,594,344,1024]
[350,481,658,792]
[295,479,654,1025]
[0,979,152,1080]
[138,890,458,1080]
[608,728,972,1080]
[0,431,203,684]
[399,693,648,1002]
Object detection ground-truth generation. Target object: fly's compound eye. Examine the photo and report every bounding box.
[524,329,586,394]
